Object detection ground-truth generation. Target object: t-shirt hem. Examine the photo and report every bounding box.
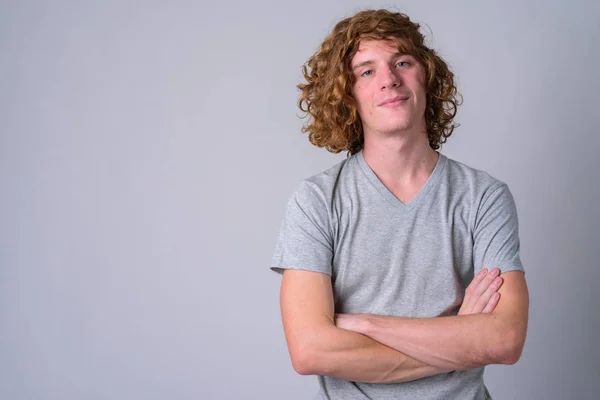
[270,265,332,276]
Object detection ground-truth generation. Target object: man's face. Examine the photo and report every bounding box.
[350,39,427,137]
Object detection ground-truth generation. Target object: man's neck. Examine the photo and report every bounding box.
[361,132,439,190]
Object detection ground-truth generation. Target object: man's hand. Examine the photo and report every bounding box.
[458,267,503,315]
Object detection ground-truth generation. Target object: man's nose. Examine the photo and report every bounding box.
[379,65,402,89]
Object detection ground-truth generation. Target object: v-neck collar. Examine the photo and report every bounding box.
[355,149,447,213]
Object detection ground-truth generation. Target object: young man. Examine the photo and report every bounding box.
[270,9,528,399]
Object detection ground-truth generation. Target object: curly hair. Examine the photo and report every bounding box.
[297,9,462,156]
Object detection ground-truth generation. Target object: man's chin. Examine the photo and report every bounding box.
[380,123,414,134]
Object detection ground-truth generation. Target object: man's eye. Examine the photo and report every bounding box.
[361,70,373,77]
[396,61,410,68]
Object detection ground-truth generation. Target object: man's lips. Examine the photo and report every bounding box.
[378,96,409,107]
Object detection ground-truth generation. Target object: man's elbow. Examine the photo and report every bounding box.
[495,326,527,365]
[289,332,341,376]
[285,323,338,375]
[289,345,320,375]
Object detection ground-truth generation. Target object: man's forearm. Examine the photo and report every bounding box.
[336,271,529,371]
[294,323,452,383]
[340,313,522,370]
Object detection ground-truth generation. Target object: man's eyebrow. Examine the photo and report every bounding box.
[352,53,411,71]
[352,60,374,71]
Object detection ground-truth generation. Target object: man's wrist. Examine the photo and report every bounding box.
[356,313,402,336]
[352,313,371,335]
[336,313,376,334]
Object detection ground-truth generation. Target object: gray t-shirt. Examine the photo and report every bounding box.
[270,149,524,400]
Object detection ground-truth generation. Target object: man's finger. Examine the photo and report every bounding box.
[482,292,500,313]
[459,267,504,315]
[463,268,488,302]
[471,268,488,287]
[473,267,500,296]
[474,276,503,312]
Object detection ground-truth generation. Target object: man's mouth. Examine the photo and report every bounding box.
[378,96,409,107]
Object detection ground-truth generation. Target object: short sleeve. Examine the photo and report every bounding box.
[472,183,525,276]
[270,180,334,275]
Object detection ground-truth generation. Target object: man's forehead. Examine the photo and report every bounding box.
[351,39,413,65]
[353,39,413,58]
[356,38,400,51]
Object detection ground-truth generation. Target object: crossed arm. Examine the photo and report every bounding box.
[280,269,446,383]
[335,270,529,370]
[280,268,529,383]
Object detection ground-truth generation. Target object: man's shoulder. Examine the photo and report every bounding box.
[443,154,507,192]
[295,155,355,199]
